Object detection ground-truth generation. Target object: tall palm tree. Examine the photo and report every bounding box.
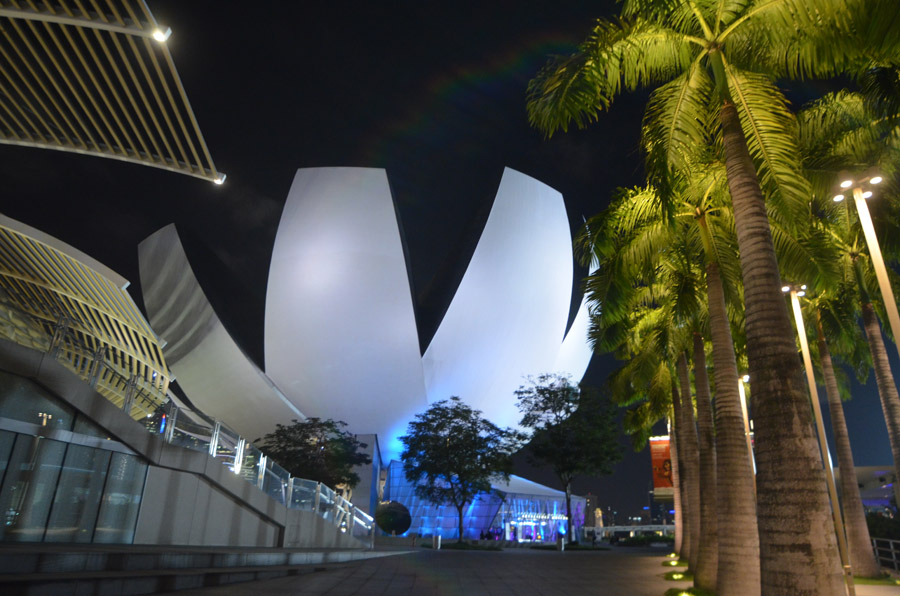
[526,2,898,590]
[581,185,747,591]
[809,287,882,577]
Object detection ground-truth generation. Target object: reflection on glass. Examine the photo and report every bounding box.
[94,453,147,544]
[45,445,110,542]
[0,435,67,541]
[0,371,75,430]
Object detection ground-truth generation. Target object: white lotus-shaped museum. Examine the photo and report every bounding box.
[140,167,592,460]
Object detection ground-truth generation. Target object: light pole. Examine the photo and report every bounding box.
[833,173,900,362]
[736,374,756,478]
[783,284,856,596]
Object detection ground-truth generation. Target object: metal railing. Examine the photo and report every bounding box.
[873,537,900,571]
[138,400,375,546]
[0,297,375,547]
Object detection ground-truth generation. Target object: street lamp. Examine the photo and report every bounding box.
[783,284,856,596]
[833,172,900,364]
[736,374,755,477]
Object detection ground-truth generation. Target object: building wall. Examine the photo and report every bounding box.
[0,339,368,550]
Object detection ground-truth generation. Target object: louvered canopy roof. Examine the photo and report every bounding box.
[0,0,224,183]
[0,213,170,418]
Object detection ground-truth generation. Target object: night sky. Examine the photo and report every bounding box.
[0,0,894,521]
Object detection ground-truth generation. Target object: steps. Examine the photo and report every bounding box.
[0,543,401,595]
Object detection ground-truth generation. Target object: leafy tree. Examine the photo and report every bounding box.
[257,418,371,489]
[399,397,522,542]
[515,374,622,543]
[527,1,900,591]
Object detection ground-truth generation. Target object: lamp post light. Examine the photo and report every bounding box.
[736,374,756,478]
[833,173,900,363]
[783,284,856,596]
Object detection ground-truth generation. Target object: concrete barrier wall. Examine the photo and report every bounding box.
[0,339,369,550]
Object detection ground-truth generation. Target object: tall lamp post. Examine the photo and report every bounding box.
[783,284,856,596]
[833,173,900,360]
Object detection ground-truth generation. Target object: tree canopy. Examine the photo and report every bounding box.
[516,374,622,541]
[257,418,371,489]
[399,397,522,541]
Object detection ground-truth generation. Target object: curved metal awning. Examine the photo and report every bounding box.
[0,0,224,183]
[0,213,171,418]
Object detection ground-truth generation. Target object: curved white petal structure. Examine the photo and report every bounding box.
[552,268,597,381]
[139,224,304,442]
[422,168,574,429]
[265,168,428,458]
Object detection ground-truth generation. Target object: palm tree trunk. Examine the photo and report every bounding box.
[719,95,843,595]
[670,412,684,556]
[565,480,573,544]
[817,313,881,577]
[705,260,760,596]
[860,300,900,509]
[457,503,465,543]
[672,384,691,560]
[692,332,718,592]
[677,353,701,571]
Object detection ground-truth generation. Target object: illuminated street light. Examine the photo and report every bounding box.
[736,374,756,479]
[152,27,172,42]
[839,172,900,366]
[786,285,856,595]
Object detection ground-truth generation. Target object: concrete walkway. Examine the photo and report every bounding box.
[158,547,900,596]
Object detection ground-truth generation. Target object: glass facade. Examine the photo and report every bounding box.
[0,372,148,544]
[383,460,585,542]
[0,368,375,545]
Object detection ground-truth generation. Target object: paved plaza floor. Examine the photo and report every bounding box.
[157,546,900,596]
[159,547,677,595]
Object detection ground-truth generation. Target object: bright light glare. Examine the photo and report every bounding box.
[152,27,172,42]
[214,174,226,185]
[833,194,844,202]
[871,176,883,184]
[840,179,853,188]
[782,285,790,293]
[801,285,807,290]
[862,190,873,199]
[742,374,750,382]
[797,290,806,297]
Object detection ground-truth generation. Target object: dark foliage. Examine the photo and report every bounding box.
[257,418,371,488]
[375,501,412,535]
[400,397,523,542]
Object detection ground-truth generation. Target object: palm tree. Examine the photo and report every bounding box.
[525,2,898,590]
[581,179,756,593]
[809,286,882,577]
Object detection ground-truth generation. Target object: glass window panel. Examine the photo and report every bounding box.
[290,478,317,510]
[93,453,147,544]
[0,430,15,487]
[72,414,108,439]
[0,371,74,430]
[45,445,110,542]
[0,435,67,541]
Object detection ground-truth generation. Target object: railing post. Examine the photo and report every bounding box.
[286,477,294,508]
[48,314,69,357]
[164,403,177,443]
[122,374,138,416]
[314,482,321,513]
[208,420,221,457]
[257,455,267,490]
[87,347,106,388]
[233,438,245,474]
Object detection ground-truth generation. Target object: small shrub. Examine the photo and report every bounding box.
[375,501,412,535]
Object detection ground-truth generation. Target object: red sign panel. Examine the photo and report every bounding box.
[650,436,673,491]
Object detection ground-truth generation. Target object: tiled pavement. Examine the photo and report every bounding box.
[158,547,900,596]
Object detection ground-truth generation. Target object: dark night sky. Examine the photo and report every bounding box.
[0,1,893,521]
